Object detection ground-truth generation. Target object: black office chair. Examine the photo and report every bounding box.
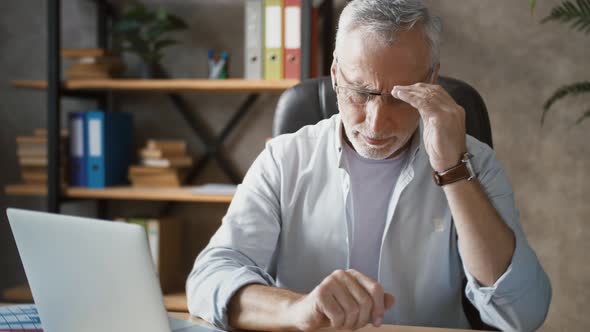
[272,76,497,330]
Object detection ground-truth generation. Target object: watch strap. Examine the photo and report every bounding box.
[432,153,474,186]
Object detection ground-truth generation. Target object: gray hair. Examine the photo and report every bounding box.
[335,0,442,68]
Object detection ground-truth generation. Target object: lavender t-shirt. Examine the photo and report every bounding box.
[343,142,408,281]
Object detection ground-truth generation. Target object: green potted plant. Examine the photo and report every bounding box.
[112,1,188,78]
[529,0,590,125]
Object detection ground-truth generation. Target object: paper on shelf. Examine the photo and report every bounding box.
[191,183,237,195]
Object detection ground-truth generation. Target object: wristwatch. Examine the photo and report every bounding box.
[432,152,476,186]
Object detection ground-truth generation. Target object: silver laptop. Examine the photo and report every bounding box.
[6,208,220,332]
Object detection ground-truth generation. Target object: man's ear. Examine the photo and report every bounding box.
[330,56,338,90]
[431,62,441,84]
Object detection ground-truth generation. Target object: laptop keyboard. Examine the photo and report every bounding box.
[0,304,42,331]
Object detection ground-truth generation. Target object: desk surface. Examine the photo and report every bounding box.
[1,303,477,332]
[167,312,478,332]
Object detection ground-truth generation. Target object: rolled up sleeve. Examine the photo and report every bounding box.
[462,141,552,332]
[186,143,282,330]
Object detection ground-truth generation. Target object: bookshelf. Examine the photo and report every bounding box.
[5,184,233,203]
[14,0,333,212]
[12,79,300,93]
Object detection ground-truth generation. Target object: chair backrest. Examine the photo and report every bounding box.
[272,75,497,331]
[273,76,493,149]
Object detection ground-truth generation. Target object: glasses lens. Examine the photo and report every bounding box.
[338,88,367,106]
[350,91,368,105]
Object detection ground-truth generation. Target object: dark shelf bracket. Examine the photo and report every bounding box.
[47,0,62,213]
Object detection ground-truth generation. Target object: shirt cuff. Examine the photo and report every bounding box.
[463,236,540,307]
[210,265,276,330]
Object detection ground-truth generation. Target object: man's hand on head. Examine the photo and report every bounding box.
[287,269,395,332]
[392,83,467,172]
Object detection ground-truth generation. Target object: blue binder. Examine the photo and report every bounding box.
[85,111,133,188]
[68,111,87,186]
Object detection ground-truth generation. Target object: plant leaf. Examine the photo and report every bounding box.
[154,38,178,51]
[541,81,590,125]
[157,8,168,21]
[146,24,166,41]
[113,20,142,32]
[529,0,537,11]
[541,0,590,34]
[575,109,590,124]
[166,14,188,30]
[124,2,155,23]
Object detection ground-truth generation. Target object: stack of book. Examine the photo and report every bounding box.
[128,139,192,187]
[62,48,124,79]
[15,129,68,186]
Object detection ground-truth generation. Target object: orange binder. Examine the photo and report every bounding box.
[310,6,319,77]
[284,0,302,80]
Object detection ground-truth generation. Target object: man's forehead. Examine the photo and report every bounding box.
[336,28,431,87]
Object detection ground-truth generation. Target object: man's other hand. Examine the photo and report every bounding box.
[392,83,467,172]
[287,269,395,332]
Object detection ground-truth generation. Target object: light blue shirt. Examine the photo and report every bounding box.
[186,114,551,331]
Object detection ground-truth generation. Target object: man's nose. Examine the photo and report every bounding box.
[365,99,389,134]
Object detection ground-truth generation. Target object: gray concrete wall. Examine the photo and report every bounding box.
[1,0,588,330]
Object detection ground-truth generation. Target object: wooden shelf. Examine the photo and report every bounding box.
[2,284,188,312]
[2,284,33,303]
[12,79,299,93]
[5,184,233,203]
[4,184,49,196]
[163,292,188,313]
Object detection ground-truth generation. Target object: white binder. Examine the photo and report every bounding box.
[244,0,263,79]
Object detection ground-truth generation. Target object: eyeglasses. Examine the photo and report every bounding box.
[334,63,433,107]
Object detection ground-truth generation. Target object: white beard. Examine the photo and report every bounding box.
[343,124,401,160]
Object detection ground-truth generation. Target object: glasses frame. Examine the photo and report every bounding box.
[333,59,435,107]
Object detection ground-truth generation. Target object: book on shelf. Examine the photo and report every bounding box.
[18,154,66,167]
[33,128,69,137]
[17,136,49,145]
[141,156,193,168]
[243,0,320,80]
[85,111,134,188]
[19,166,66,186]
[69,111,86,186]
[61,48,110,58]
[146,139,187,153]
[128,166,184,187]
[17,145,47,158]
[129,139,191,187]
[21,170,47,184]
[62,48,124,79]
[65,60,124,79]
[117,217,184,293]
[14,129,69,186]
[19,156,50,167]
[140,147,187,159]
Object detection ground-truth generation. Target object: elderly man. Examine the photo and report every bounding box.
[187,0,551,331]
